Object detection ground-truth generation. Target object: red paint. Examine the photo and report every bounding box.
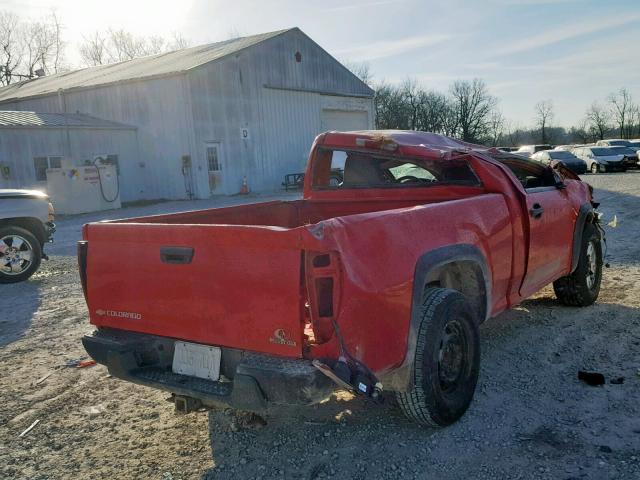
[81,131,592,376]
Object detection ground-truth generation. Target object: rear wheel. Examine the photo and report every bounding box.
[553,222,602,306]
[396,288,480,427]
[0,226,42,283]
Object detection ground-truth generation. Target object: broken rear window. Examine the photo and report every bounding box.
[312,148,480,189]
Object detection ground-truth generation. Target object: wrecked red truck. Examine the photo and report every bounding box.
[80,131,604,427]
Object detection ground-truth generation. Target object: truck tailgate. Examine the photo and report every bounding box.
[83,222,304,357]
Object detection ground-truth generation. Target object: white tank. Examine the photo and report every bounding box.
[46,164,121,215]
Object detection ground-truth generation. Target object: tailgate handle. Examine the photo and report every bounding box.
[160,247,194,264]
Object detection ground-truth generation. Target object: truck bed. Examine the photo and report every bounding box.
[118,197,453,228]
[82,190,500,366]
[83,197,457,357]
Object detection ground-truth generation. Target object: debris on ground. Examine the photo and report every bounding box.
[35,372,52,385]
[77,360,96,369]
[83,405,106,418]
[18,419,40,438]
[578,370,605,386]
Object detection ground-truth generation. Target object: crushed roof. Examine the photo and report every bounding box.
[330,130,488,151]
[0,29,292,103]
[0,110,135,129]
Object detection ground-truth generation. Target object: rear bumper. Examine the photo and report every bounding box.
[82,328,335,413]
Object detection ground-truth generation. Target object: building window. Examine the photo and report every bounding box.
[33,156,63,181]
[49,156,62,169]
[33,157,48,181]
[207,145,221,172]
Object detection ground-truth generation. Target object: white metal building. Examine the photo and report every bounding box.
[0,28,374,200]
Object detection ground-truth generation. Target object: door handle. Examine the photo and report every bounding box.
[529,203,544,219]
[160,246,194,264]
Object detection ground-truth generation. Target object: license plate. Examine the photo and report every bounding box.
[172,341,221,381]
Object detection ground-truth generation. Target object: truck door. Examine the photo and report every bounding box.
[520,183,576,297]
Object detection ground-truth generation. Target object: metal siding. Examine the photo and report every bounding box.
[0,128,137,200]
[187,29,374,193]
[3,76,195,200]
[1,29,374,198]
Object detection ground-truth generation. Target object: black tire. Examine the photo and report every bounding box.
[0,226,42,283]
[553,222,602,306]
[396,288,480,427]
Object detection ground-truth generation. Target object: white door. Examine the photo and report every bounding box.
[321,109,369,132]
[205,143,224,194]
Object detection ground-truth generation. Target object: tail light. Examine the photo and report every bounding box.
[77,240,88,301]
[47,202,55,222]
[305,251,341,343]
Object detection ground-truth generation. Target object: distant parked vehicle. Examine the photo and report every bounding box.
[516,144,553,156]
[627,141,640,150]
[531,150,587,174]
[0,189,55,283]
[553,145,576,151]
[573,146,626,173]
[596,139,631,147]
[608,146,640,169]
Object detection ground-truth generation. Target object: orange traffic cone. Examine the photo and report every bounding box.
[240,176,249,194]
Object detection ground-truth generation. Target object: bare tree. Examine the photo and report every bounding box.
[344,60,372,86]
[0,10,65,83]
[488,109,505,146]
[374,81,410,130]
[449,78,497,142]
[23,19,59,77]
[585,102,610,140]
[631,105,640,138]
[0,11,22,85]
[569,118,591,143]
[416,90,450,134]
[534,100,554,144]
[79,32,108,66]
[168,32,190,51]
[401,78,422,130]
[50,10,64,72]
[608,88,635,139]
[79,28,192,66]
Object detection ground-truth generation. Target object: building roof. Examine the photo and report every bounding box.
[0,110,135,129]
[0,29,292,103]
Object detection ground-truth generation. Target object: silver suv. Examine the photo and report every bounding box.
[0,190,55,283]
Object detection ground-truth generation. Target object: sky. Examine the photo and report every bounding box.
[4,0,639,128]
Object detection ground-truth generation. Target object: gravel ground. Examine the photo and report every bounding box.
[1,174,639,479]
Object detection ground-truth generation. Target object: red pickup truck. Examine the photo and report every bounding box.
[80,131,603,428]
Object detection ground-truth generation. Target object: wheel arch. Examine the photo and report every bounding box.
[0,217,47,246]
[378,244,491,392]
[570,203,597,273]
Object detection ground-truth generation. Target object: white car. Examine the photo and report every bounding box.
[0,189,55,283]
[572,146,626,174]
[515,144,553,157]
